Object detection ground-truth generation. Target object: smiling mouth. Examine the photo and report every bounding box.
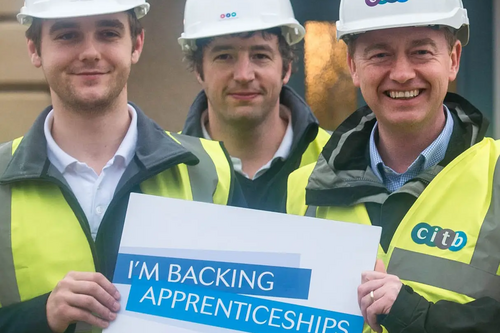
[230,92,259,96]
[228,92,261,101]
[385,89,422,99]
[76,72,106,76]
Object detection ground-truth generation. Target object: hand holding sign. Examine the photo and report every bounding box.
[358,260,402,333]
[47,271,121,332]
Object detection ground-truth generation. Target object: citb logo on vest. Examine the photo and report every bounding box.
[411,223,467,252]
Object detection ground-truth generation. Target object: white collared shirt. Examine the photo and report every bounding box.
[44,105,138,240]
[201,107,294,180]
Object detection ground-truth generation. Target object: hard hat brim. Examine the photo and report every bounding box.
[17,3,150,26]
[178,19,305,50]
[337,8,470,46]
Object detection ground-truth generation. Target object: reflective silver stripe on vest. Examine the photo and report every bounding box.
[0,141,21,307]
[388,248,500,301]
[171,133,218,203]
[470,155,500,274]
[305,205,317,217]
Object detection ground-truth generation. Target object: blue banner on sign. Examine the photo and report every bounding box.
[127,279,363,333]
[114,254,312,299]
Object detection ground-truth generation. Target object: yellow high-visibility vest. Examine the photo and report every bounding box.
[0,132,232,333]
[299,127,331,168]
[288,138,500,332]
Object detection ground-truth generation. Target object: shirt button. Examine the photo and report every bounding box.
[96,206,104,215]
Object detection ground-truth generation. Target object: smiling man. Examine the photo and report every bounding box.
[0,1,238,332]
[179,0,330,212]
[287,0,500,332]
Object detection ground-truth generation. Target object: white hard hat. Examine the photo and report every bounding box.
[336,0,469,46]
[18,0,150,26]
[178,0,305,52]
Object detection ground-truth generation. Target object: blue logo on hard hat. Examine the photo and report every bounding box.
[411,223,467,252]
[366,0,408,7]
[220,12,237,19]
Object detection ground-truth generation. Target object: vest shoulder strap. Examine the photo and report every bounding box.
[287,163,316,216]
[169,132,231,205]
[0,141,21,307]
[299,128,331,169]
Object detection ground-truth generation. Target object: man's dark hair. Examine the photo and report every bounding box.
[184,27,298,80]
[25,9,143,55]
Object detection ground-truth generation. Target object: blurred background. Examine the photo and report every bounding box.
[0,0,497,142]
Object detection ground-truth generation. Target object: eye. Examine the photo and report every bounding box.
[253,53,271,60]
[414,49,432,56]
[100,30,120,39]
[371,53,388,59]
[214,54,231,61]
[56,32,78,41]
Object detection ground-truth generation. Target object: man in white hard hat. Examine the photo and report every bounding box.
[179,0,330,212]
[288,0,500,332]
[0,1,238,332]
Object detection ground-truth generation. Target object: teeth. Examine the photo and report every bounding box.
[388,90,420,99]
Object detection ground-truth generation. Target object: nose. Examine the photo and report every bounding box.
[233,56,255,83]
[389,55,416,84]
[78,36,101,62]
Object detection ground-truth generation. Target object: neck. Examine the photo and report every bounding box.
[50,92,131,174]
[376,107,446,173]
[207,105,288,179]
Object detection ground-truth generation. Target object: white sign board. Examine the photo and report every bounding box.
[106,193,381,333]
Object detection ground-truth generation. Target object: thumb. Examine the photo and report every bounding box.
[374,259,386,273]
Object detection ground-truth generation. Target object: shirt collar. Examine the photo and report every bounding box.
[271,105,294,161]
[369,104,454,183]
[45,104,138,174]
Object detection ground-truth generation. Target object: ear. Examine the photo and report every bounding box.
[347,50,360,87]
[27,39,42,68]
[131,30,145,64]
[448,40,462,82]
[282,62,292,85]
[195,67,204,84]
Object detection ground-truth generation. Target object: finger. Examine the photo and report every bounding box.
[68,294,118,321]
[374,259,386,273]
[364,282,401,332]
[359,291,372,320]
[366,299,383,333]
[372,280,402,313]
[361,270,387,283]
[70,280,120,313]
[66,306,112,329]
[358,278,388,305]
[70,272,120,300]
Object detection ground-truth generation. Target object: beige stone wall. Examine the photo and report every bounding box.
[128,0,200,132]
[0,0,199,143]
[0,0,51,143]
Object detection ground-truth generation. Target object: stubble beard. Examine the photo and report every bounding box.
[223,95,278,131]
[52,69,130,116]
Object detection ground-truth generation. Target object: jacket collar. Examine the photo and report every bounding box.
[182,85,320,153]
[0,103,198,183]
[305,93,489,206]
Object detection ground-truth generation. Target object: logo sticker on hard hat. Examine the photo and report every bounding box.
[366,0,408,7]
[219,12,237,20]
